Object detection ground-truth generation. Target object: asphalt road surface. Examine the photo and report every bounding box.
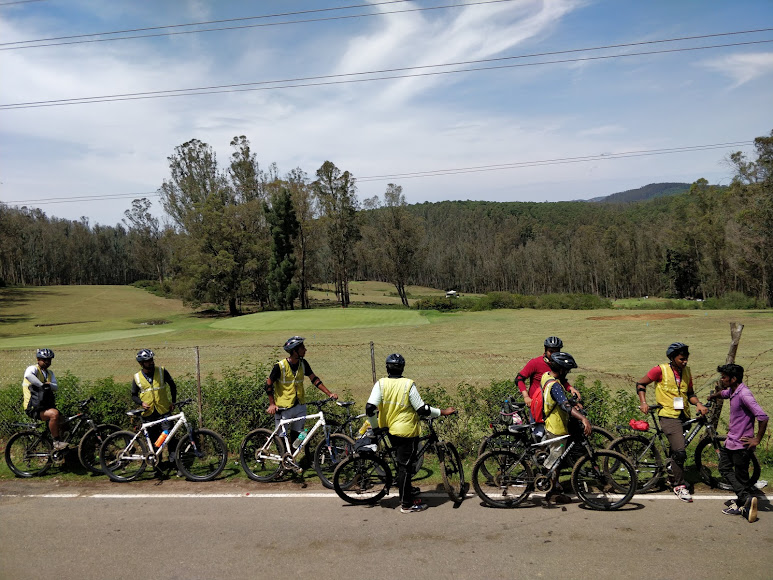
[1,479,771,580]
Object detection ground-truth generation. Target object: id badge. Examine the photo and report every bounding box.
[673,397,684,410]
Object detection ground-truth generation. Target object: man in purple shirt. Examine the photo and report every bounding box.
[708,364,768,523]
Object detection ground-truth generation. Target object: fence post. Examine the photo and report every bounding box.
[195,346,204,428]
[370,341,376,384]
[709,322,744,429]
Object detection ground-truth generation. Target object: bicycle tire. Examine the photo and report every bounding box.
[4,431,53,477]
[333,453,392,505]
[694,435,760,490]
[239,428,285,482]
[175,428,228,482]
[438,442,466,503]
[475,432,528,481]
[100,430,149,482]
[589,425,615,449]
[77,423,121,474]
[571,449,637,510]
[471,450,533,508]
[313,433,355,489]
[608,434,664,492]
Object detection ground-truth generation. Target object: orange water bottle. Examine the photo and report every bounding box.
[155,428,169,447]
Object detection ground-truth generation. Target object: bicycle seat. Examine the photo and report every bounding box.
[126,409,145,417]
[507,423,531,434]
[77,397,94,408]
[336,401,356,408]
[11,422,39,429]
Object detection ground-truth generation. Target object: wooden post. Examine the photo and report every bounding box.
[370,341,377,384]
[196,346,204,428]
[709,323,744,428]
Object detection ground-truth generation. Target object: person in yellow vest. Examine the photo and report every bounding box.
[22,348,66,450]
[636,342,708,502]
[130,348,178,447]
[266,336,337,448]
[365,353,455,514]
[541,351,591,504]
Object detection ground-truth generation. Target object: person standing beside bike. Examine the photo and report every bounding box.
[541,351,592,504]
[265,336,337,447]
[131,349,177,447]
[708,364,767,522]
[22,348,66,450]
[365,353,455,514]
[515,336,581,425]
[636,342,708,502]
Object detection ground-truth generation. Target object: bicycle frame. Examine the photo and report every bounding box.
[260,411,327,463]
[123,410,193,462]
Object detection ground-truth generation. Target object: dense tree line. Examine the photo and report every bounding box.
[2,131,771,308]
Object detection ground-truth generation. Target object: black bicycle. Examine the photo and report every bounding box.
[4,397,120,477]
[332,415,465,505]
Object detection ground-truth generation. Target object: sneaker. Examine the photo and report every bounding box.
[724,499,737,507]
[722,503,740,516]
[740,497,758,523]
[548,493,572,505]
[673,485,692,502]
[400,501,428,514]
[52,440,69,451]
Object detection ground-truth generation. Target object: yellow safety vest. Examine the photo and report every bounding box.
[654,363,693,419]
[377,377,420,438]
[542,374,570,436]
[135,366,172,416]
[273,358,306,408]
[22,366,48,410]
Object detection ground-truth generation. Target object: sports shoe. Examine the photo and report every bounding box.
[400,501,428,514]
[722,503,740,516]
[673,485,692,502]
[724,499,737,507]
[52,440,69,450]
[740,497,758,523]
[546,492,572,504]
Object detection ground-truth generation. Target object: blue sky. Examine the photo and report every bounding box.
[1,0,772,226]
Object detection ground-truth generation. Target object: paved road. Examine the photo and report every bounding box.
[1,482,772,580]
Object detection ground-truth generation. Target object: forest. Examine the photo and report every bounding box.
[1,130,771,311]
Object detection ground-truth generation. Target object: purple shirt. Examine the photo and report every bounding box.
[719,383,768,451]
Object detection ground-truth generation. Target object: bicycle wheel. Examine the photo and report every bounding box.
[100,430,149,482]
[438,442,466,503]
[313,433,355,489]
[333,453,392,505]
[694,435,760,490]
[608,434,664,492]
[4,431,53,477]
[240,428,285,482]
[571,449,637,510]
[589,426,614,449]
[78,423,121,474]
[176,428,228,482]
[476,432,528,481]
[471,450,533,508]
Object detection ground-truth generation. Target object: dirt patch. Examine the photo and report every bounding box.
[588,313,691,321]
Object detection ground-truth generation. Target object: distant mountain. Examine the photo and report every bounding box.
[587,182,691,204]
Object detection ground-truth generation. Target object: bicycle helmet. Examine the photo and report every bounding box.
[36,348,55,360]
[283,336,305,353]
[549,351,577,370]
[385,353,406,375]
[136,348,155,362]
[666,342,689,360]
[544,336,563,349]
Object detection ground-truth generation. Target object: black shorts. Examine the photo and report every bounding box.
[25,405,54,421]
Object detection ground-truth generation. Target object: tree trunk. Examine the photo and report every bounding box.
[228,296,239,316]
[709,322,744,429]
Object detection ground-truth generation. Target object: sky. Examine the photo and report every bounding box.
[1,0,772,226]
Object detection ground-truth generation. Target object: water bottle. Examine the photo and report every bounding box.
[155,428,169,447]
[292,428,309,449]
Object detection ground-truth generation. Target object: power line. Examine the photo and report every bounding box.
[3,140,752,205]
[2,34,771,110]
[0,0,47,6]
[0,0,515,50]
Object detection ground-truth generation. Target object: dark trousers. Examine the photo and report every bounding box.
[718,446,755,505]
[389,434,419,508]
[660,416,687,486]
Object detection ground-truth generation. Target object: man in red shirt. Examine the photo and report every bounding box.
[515,337,580,423]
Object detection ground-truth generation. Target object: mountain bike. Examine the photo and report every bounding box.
[239,398,354,485]
[472,412,637,511]
[4,397,120,477]
[99,398,227,482]
[332,415,466,506]
[310,399,362,488]
[608,401,760,492]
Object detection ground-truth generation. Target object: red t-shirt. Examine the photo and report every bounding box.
[516,356,572,423]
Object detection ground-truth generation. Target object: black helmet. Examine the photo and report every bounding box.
[283,336,305,353]
[717,363,744,382]
[549,351,577,371]
[136,348,155,362]
[666,342,689,360]
[36,348,55,360]
[544,336,563,349]
[386,353,406,375]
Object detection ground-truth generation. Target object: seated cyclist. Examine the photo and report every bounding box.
[541,351,591,504]
[22,348,66,450]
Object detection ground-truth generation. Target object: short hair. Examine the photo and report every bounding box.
[717,363,744,382]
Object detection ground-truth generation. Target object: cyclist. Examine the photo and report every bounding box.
[541,351,591,504]
[131,348,178,448]
[266,336,338,449]
[708,364,767,523]
[365,353,455,513]
[22,348,66,450]
[636,342,708,502]
[515,336,581,424]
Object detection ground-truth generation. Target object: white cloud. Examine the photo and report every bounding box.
[700,52,773,88]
